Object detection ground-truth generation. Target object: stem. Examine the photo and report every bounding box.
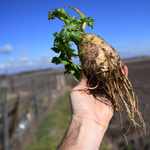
[68,6,86,30]
[48,15,68,24]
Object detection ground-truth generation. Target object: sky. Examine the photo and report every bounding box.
[0,0,150,75]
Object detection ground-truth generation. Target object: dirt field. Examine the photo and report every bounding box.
[106,58,150,150]
[1,57,149,150]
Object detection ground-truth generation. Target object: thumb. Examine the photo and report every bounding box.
[74,75,88,89]
[122,65,128,77]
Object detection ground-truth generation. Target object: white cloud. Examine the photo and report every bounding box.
[130,48,136,53]
[40,54,51,63]
[0,54,60,75]
[17,54,51,68]
[0,64,5,69]
[27,61,34,66]
[41,53,50,59]
[8,58,15,63]
[0,44,12,53]
[16,46,26,51]
[19,56,28,62]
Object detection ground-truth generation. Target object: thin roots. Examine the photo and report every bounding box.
[82,60,146,143]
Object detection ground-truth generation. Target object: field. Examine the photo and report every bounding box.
[24,88,111,150]
[23,88,72,150]
[0,68,67,150]
[1,56,150,150]
[22,56,150,150]
[106,57,150,150]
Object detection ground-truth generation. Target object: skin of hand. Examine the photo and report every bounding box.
[58,65,128,150]
[70,65,128,131]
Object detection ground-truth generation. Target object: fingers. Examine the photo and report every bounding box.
[76,75,88,89]
[74,65,128,90]
[122,65,128,77]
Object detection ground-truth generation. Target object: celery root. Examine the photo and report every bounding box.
[48,6,146,141]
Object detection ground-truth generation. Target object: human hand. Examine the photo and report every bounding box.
[69,65,128,130]
[58,65,128,150]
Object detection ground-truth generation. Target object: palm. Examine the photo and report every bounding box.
[70,79,114,128]
[69,65,128,128]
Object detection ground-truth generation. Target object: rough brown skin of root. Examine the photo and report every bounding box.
[77,33,146,139]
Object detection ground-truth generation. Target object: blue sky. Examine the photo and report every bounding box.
[0,0,150,75]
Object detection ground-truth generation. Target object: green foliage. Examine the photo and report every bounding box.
[63,21,81,30]
[48,6,94,81]
[48,7,70,24]
[78,15,94,29]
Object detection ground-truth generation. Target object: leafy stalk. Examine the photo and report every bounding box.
[48,6,94,81]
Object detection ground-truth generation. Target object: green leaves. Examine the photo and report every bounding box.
[78,15,94,29]
[48,7,70,24]
[63,21,81,30]
[62,21,83,43]
[51,57,61,64]
[51,29,82,81]
[70,31,83,43]
[48,6,94,81]
[64,63,82,82]
[86,17,94,29]
[51,56,82,82]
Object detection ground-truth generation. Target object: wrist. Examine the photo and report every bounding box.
[58,115,108,150]
[70,116,107,150]
[72,114,108,131]
[72,114,109,132]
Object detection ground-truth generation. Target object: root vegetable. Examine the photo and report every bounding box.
[48,6,146,141]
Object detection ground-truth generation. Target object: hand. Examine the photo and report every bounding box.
[58,65,128,150]
[70,65,128,130]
